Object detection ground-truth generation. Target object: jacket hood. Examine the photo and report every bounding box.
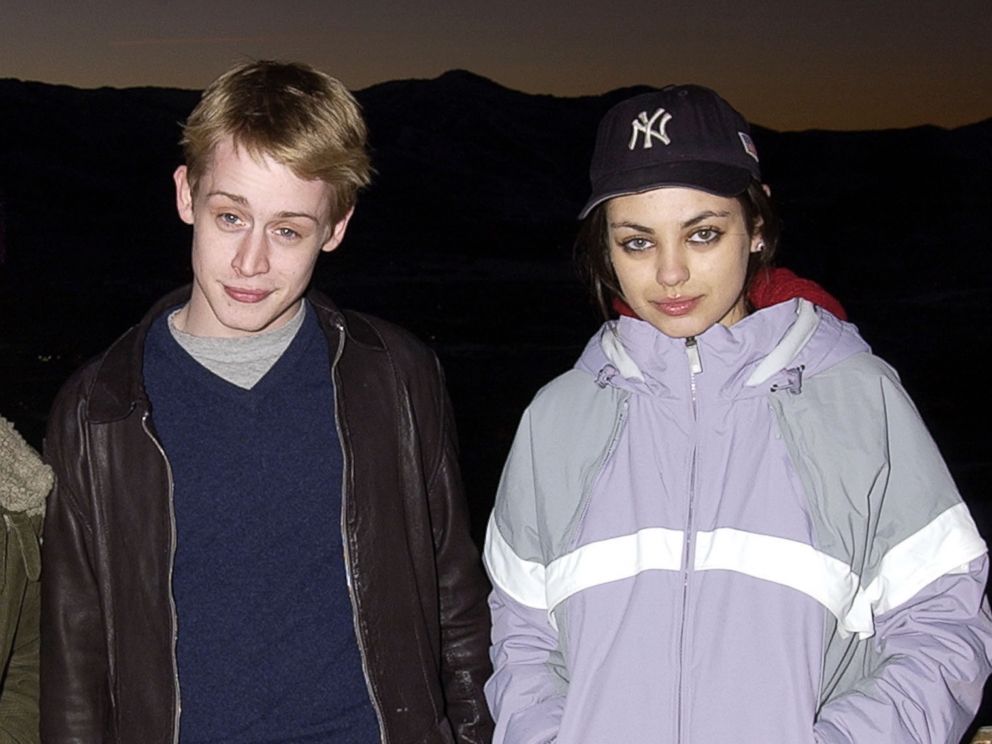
[576,299,869,401]
[1,415,53,515]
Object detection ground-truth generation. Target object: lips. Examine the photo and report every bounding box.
[224,285,273,304]
[650,296,701,317]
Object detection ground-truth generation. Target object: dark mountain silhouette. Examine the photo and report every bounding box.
[1,71,990,524]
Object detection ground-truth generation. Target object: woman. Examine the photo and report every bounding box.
[483,85,992,743]
[1,415,52,743]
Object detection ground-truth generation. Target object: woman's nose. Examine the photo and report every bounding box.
[655,247,689,287]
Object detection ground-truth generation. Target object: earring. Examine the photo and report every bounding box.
[755,241,765,252]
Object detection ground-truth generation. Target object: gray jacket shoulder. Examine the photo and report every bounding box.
[771,350,970,572]
[492,369,627,563]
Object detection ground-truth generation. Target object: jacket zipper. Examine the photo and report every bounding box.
[676,337,703,744]
[141,411,182,744]
[567,393,630,576]
[601,396,630,471]
[331,320,388,743]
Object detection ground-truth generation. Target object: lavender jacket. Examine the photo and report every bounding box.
[484,299,992,743]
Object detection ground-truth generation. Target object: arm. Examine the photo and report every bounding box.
[484,527,566,744]
[0,415,50,743]
[41,384,113,742]
[815,556,992,743]
[0,514,42,743]
[482,401,569,744]
[785,358,992,743]
[429,361,496,744]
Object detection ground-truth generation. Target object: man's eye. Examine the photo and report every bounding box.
[275,227,301,240]
[219,213,243,226]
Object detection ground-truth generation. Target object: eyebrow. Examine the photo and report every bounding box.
[206,190,320,222]
[609,210,733,233]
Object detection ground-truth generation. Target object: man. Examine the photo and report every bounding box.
[42,60,493,743]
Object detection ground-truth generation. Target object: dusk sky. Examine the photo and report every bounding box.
[4,0,991,131]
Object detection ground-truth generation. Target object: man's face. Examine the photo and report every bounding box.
[173,137,351,338]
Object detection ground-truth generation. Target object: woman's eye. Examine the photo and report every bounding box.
[688,228,721,244]
[620,237,652,252]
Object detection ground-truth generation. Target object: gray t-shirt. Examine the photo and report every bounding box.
[167,302,306,389]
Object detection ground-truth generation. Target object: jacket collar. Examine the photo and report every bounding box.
[577,299,854,401]
[85,285,366,423]
[0,416,53,514]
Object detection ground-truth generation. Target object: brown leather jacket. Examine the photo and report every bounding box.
[41,287,494,744]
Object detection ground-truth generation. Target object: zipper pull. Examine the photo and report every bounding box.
[685,337,702,375]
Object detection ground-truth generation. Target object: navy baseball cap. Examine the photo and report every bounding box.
[579,84,762,218]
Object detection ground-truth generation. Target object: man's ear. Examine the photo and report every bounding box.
[321,206,355,253]
[174,166,194,225]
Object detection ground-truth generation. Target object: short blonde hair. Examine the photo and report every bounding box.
[180,60,372,222]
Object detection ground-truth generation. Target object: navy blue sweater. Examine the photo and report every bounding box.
[143,306,379,743]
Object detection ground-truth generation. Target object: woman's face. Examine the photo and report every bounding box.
[606,187,762,338]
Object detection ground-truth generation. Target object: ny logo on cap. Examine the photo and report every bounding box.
[629,108,672,150]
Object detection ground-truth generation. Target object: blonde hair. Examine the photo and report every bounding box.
[180,60,372,222]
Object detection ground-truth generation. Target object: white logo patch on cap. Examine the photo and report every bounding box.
[629,108,673,150]
[739,131,759,162]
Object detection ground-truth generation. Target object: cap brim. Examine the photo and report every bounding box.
[579,161,753,219]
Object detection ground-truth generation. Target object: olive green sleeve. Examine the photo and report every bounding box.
[0,512,42,744]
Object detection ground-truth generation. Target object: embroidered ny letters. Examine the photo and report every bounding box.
[629,108,673,150]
